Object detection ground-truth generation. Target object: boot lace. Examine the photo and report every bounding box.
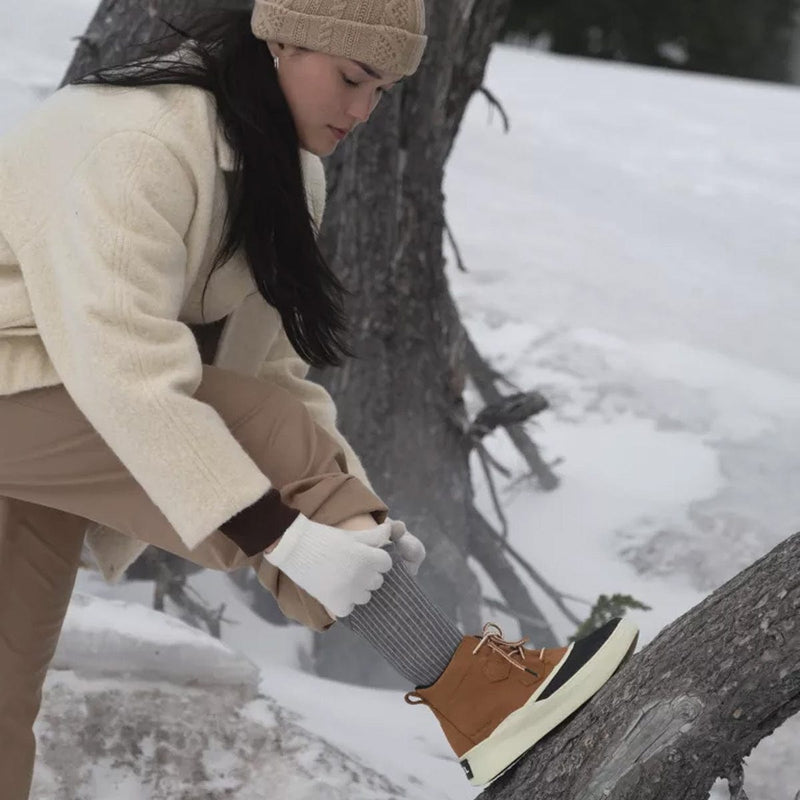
[473,622,543,675]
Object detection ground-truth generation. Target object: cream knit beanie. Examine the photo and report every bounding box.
[251,0,428,77]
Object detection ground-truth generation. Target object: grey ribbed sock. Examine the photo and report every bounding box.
[340,544,463,688]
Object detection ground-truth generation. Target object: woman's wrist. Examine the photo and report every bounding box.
[337,513,380,531]
[263,512,380,555]
[219,489,298,556]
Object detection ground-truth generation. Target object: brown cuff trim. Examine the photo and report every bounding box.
[218,488,300,557]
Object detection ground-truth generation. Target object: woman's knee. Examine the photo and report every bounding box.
[195,366,348,485]
[236,394,347,487]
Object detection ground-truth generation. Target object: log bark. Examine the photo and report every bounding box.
[480,530,800,800]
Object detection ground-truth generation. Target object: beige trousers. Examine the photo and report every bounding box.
[0,364,387,800]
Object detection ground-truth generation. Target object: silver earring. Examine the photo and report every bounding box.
[273,55,280,71]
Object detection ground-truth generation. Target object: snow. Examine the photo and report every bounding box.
[37,649,410,799]
[51,591,261,688]
[48,572,467,800]
[1,3,798,798]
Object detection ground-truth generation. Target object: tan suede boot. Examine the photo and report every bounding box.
[404,616,639,786]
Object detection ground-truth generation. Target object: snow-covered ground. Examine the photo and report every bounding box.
[2,2,799,798]
[448,45,800,645]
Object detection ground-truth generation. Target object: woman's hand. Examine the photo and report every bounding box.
[264,516,393,617]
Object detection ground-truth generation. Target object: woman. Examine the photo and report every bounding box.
[0,0,638,794]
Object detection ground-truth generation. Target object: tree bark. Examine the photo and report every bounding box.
[480,530,800,800]
[60,0,250,86]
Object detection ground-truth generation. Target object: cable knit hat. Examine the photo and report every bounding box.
[251,0,428,77]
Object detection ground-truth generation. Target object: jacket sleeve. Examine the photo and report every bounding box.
[255,327,376,493]
[18,130,271,550]
[253,325,380,633]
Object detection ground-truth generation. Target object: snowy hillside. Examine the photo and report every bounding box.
[37,593,409,800]
[1,1,798,798]
[446,41,800,651]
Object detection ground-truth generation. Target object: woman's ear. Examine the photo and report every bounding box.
[274,43,309,58]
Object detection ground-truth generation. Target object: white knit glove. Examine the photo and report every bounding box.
[264,515,393,618]
[387,518,426,577]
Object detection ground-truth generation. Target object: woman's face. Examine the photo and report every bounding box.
[268,43,403,156]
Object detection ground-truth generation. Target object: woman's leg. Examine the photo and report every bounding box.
[0,498,86,800]
[341,543,464,686]
[0,364,386,610]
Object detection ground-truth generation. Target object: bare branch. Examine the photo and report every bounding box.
[445,218,469,273]
[468,509,559,646]
[469,391,549,439]
[478,85,511,132]
[464,333,560,491]
[477,516,584,628]
[475,442,510,538]
[151,556,236,639]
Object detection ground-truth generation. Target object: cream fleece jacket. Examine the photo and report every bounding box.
[0,82,373,598]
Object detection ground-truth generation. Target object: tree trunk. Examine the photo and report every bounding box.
[309,0,517,687]
[60,0,250,86]
[480,530,800,799]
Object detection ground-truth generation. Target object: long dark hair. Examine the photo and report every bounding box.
[71,9,353,368]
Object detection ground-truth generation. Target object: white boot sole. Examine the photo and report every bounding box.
[460,617,639,787]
